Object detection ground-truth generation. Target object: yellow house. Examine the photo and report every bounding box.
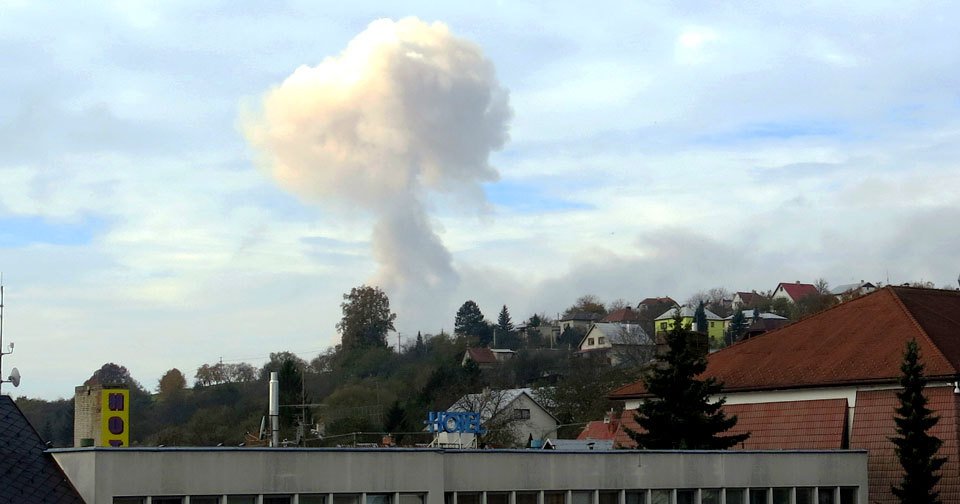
[654,305,725,344]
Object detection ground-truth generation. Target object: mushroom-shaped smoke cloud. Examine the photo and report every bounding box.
[245,18,511,306]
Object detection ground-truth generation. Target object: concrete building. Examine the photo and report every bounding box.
[49,447,868,504]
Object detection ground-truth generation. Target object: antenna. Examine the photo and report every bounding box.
[0,276,17,392]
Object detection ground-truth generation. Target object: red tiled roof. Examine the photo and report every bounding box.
[734,291,763,304]
[612,399,847,450]
[611,287,960,398]
[577,419,620,441]
[849,387,960,504]
[776,282,819,301]
[465,347,497,364]
[602,307,643,323]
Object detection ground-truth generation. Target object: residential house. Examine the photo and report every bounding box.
[731,291,765,310]
[723,310,789,338]
[461,348,515,369]
[636,297,678,314]
[653,305,725,344]
[830,281,877,301]
[771,281,819,303]
[558,311,603,334]
[609,286,960,504]
[442,388,558,448]
[577,410,620,443]
[577,322,654,366]
[601,306,643,323]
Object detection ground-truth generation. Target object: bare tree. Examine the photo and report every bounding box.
[607,298,630,313]
[450,389,530,448]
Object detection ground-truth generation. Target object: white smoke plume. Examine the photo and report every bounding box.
[244,18,511,307]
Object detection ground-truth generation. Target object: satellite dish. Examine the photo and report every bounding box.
[8,367,20,387]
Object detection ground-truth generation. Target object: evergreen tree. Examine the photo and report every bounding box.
[725,310,748,346]
[890,339,946,503]
[496,305,514,346]
[628,312,749,449]
[415,331,425,355]
[693,301,708,333]
[455,301,486,338]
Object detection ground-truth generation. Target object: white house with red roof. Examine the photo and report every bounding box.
[771,281,819,303]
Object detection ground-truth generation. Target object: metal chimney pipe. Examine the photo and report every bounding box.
[269,371,279,447]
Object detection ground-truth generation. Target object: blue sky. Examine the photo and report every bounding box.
[2,2,960,399]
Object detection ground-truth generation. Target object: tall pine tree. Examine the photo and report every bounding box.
[694,301,708,333]
[890,339,946,503]
[628,312,749,449]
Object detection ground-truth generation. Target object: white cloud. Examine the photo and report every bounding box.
[3,2,960,398]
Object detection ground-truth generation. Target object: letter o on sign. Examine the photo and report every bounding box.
[108,416,125,435]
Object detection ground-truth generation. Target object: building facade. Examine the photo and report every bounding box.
[50,448,868,504]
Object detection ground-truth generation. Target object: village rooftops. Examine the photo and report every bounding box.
[611,286,960,398]
[653,305,724,321]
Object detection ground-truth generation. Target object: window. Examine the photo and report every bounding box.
[650,490,670,504]
[227,497,257,504]
[839,488,857,504]
[544,491,565,504]
[572,491,592,504]
[488,493,509,504]
[725,489,746,504]
[367,495,392,504]
[796,488,815,504]
[773,488,791,504]
[458,494,481,504]
[588,338,595,345]
[625,491,645,504]
[513,408,531,420]
[817,488,836,504]
[191,498,221,504]
[302,496,328,504]
[152,498,183,504]
[659,322,667,330]
[749,488,768,504]
[701,490,720,504]
[113,499,145,504]
[598,337,606,345]
[599,491,618,504]
[517,493,538,504]
[264,497,292,504]
[335,495,361,504]
[710,322,715,327]
[676,490,695,504]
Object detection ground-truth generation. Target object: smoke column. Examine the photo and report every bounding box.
[245,18,511,308]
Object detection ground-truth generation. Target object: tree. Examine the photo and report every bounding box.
[693,301,708,333]
[85,363,141,389]
[455,300,487,338]
[337,285,396,351]
[415,332,425,355]
[527,314,542,327]
[607,298,630,313]
[563,294,607,318]
[890,339,946,503]
[628,312,749,449]
[496,305,514,345]
[158,368,187,395]
[725,310,748,346]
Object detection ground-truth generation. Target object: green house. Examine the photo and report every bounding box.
[654,305,725,344]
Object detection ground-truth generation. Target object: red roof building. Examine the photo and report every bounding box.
[601,307,643,323]
[771,281,820,303]
[609,286,960,503]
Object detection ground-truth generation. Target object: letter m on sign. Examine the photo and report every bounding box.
[108,393,125,411]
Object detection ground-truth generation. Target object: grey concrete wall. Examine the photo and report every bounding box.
[50,448,868,504]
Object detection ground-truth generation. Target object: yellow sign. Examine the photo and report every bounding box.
[100,389,130,447]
